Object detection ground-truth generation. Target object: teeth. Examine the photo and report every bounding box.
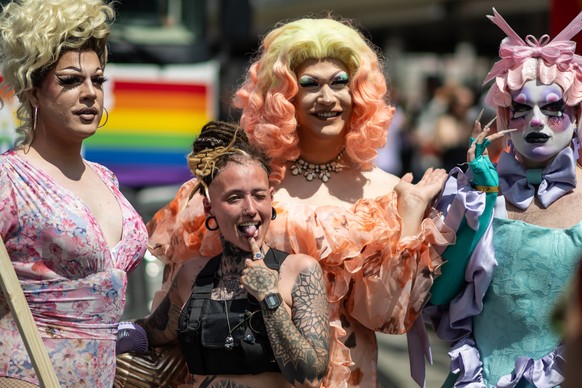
[317,112,338,118]
[239,221,258,226]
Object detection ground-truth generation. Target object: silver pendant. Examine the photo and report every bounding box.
[244,333,255,344]
[224,335,234,350]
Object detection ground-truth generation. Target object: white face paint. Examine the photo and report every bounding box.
[508,80,576,167]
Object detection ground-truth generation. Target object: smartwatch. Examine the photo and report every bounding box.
[260,292,282,311]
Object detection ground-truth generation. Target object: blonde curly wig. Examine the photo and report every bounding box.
[0,0,115,147]
[233,16,395,184]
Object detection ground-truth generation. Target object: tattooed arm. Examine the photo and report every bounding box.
[242,250,329,388]
[137,259,199,347]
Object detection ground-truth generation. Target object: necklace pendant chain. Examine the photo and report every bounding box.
[290,149,345,182]
[223,299,259,350]
[224,335,235,350]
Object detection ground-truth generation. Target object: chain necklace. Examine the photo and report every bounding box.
[290,149,345,182]
[223,300,261,350]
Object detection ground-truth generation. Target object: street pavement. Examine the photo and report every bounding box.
[377,328,451,388]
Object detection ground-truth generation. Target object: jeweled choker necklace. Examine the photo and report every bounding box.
[290,149,345,182]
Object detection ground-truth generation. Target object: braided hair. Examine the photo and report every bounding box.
[187,121,271,198]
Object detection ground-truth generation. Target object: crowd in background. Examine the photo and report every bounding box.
[375,77,489,179]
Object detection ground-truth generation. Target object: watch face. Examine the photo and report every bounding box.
[264,293,282,310]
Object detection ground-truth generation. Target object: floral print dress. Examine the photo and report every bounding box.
[0,150,148,387]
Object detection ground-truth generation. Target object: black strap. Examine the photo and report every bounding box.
[178,253,221,374]
[179,248,288,374]
[187,248,285,317]
[186,253,220,327]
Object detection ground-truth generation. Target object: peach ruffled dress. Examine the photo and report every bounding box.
[148,179,452,387]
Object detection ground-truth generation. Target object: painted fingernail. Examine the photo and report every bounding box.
[484,116,497,129]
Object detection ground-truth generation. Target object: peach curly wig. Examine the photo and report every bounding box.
[0,0,115,148]
[233,17,395,184]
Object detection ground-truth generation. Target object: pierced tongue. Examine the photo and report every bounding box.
[240,224,258,238]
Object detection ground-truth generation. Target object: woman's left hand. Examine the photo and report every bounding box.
[394,167,448,237]
[241,237,279,301]
[395,167,448,208]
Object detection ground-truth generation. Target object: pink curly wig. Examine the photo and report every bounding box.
[233,17,395,184]
[484,8,582,133]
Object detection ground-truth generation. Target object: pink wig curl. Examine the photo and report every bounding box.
[484,8,582,132]
[233,17,395,184]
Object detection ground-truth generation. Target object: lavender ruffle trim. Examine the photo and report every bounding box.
[425,168,565,387]
[449,338,566,387]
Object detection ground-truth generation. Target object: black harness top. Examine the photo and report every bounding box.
[177,248,288,375]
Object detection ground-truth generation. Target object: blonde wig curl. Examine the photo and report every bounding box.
[0,0,115,148]
[233,16,395,184]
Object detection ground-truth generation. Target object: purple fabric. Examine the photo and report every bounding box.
[424,168,498,343]
[116,321,149,354]
[497,147,576,210]
[109,165,193,188]
[448,339,566,387]
[497,346,565,387]
[449,338,485,387]
[408,168,497,387]
[423,168,567,387]
[407,317,432,387]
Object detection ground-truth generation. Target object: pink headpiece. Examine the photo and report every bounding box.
[483,7,582,85]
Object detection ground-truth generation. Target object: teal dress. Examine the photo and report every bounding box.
[473,217,582,385]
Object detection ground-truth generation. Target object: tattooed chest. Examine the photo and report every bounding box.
[211,275,246,300]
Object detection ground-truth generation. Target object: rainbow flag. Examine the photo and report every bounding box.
[85,61,219,187]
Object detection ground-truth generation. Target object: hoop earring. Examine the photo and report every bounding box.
[271,207,277,220]
[32,106,38,132]
[205,216,219,231]
[98,107,109,128]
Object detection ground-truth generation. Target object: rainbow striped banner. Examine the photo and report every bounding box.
[0,84,17,153]
[85,61,219,187]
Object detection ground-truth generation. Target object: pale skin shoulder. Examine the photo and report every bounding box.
[275,165,401,208]
[276,253,324,312]
[276,164,446,237]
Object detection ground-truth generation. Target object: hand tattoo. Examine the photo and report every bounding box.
[243,266,277,295]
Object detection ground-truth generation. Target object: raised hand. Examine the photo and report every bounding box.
[468,109,515,163]
[394,167,448,237]
[241,237,279,301]
[395,168,448,208]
